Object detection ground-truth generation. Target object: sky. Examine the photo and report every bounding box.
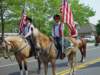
[80,0,100,25]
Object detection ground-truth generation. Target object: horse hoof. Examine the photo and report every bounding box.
[20,70,23,75]
[82,59,85,62]
[60,53,65,60]
[25,70,28,75]
[65,63,68,66]
[80,59,85,63]
[37,70,40,74]
[80,60,83,63]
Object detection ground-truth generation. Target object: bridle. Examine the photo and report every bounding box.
[1,38,28,62]
[0,39,12,60]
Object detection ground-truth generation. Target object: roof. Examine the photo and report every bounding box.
[78,23,96,33]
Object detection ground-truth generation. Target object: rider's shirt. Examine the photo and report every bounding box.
[52,22,64,37]
[71,28,78,38]
[22,23,34,38]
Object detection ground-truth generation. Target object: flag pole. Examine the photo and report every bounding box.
[61,23,64,54]
[61,0,65,55]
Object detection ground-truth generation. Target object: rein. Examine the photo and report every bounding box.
[3,38,29,62]
[2,40,15,63]
[14,44,28,53]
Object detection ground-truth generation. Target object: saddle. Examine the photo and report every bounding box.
[55,38,71,50]
[25,35,36,57]
[54,37,72,59]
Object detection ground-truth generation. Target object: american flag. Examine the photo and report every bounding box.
[61,0,78,37]
[19,9,27,34]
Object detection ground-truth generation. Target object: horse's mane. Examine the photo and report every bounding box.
[34,27,57,60]
[33,27,52,41]
[5,36,22,42]
[35,28,53,49]
[5,36,27,49]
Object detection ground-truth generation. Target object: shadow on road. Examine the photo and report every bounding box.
[87,62,100,69]
[9,72,20,75]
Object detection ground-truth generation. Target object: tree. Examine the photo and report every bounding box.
[0,0,8,39]
[96,20,100,35]
[0,0,95,36]
[70,0,95,25]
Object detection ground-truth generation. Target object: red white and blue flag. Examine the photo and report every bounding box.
[61,0,78,37]
[19,9,27,33]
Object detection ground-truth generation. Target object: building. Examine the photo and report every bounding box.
[78,23,96,37]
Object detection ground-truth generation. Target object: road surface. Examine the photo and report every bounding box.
[0,44,100,75]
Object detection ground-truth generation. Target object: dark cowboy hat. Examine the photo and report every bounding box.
[53,14,60,20]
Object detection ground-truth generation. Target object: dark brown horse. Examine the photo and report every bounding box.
[66,37,87,63]
[95,35,100,46]
[78,38,87,62]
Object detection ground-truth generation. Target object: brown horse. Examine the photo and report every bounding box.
[95,35,100,46]
[66,37,87,63]
[0,36,41,75]
[32,27,77,75]
[78,38,87,62]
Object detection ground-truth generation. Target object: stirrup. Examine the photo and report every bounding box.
[60,53,65,59]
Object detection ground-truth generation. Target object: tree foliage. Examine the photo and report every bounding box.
[70,0,95,25]
[0,0,95,35]
[96,20,100,35]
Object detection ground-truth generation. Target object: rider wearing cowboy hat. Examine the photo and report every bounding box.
[52,14,64,59]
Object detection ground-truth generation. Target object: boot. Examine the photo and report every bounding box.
[60,52,65,59]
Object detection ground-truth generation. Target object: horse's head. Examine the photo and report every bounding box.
[95,35,100,46]
[0,38,12,59]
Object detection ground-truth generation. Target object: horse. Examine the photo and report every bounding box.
[66,36,87,63]
[31,27,78,75]
[0,35,41,75]
[95,35,100,46]
[78,38,87,62]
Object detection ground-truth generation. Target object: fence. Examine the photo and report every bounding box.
[0,33,18,37]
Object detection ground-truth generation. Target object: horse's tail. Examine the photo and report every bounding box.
[81,38,87,47]
[81,38,87,50]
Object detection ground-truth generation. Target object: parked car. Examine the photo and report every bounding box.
[84,35,95,42]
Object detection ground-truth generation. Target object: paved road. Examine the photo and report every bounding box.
[0,44,100,75]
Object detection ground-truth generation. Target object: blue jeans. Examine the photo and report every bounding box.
[54,37,62,58]
[26,34,36,57]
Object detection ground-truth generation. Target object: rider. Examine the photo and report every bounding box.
[20,17,36,58]
[67,23,78,47]
[52,14,64,59]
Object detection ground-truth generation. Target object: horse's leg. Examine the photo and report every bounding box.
[82,45,86,62]
[15,55,23,75]
[68,49,76,75]
[51,59,56,75]
[43,62,48,75]
[68,54,74,75]
[17,61,23,75]
[79,47,84,62]
[23,60,28,75]
[69,63,75,75]
[37,58,41,74]
[83,45,86,58]
[71,52,76,75]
